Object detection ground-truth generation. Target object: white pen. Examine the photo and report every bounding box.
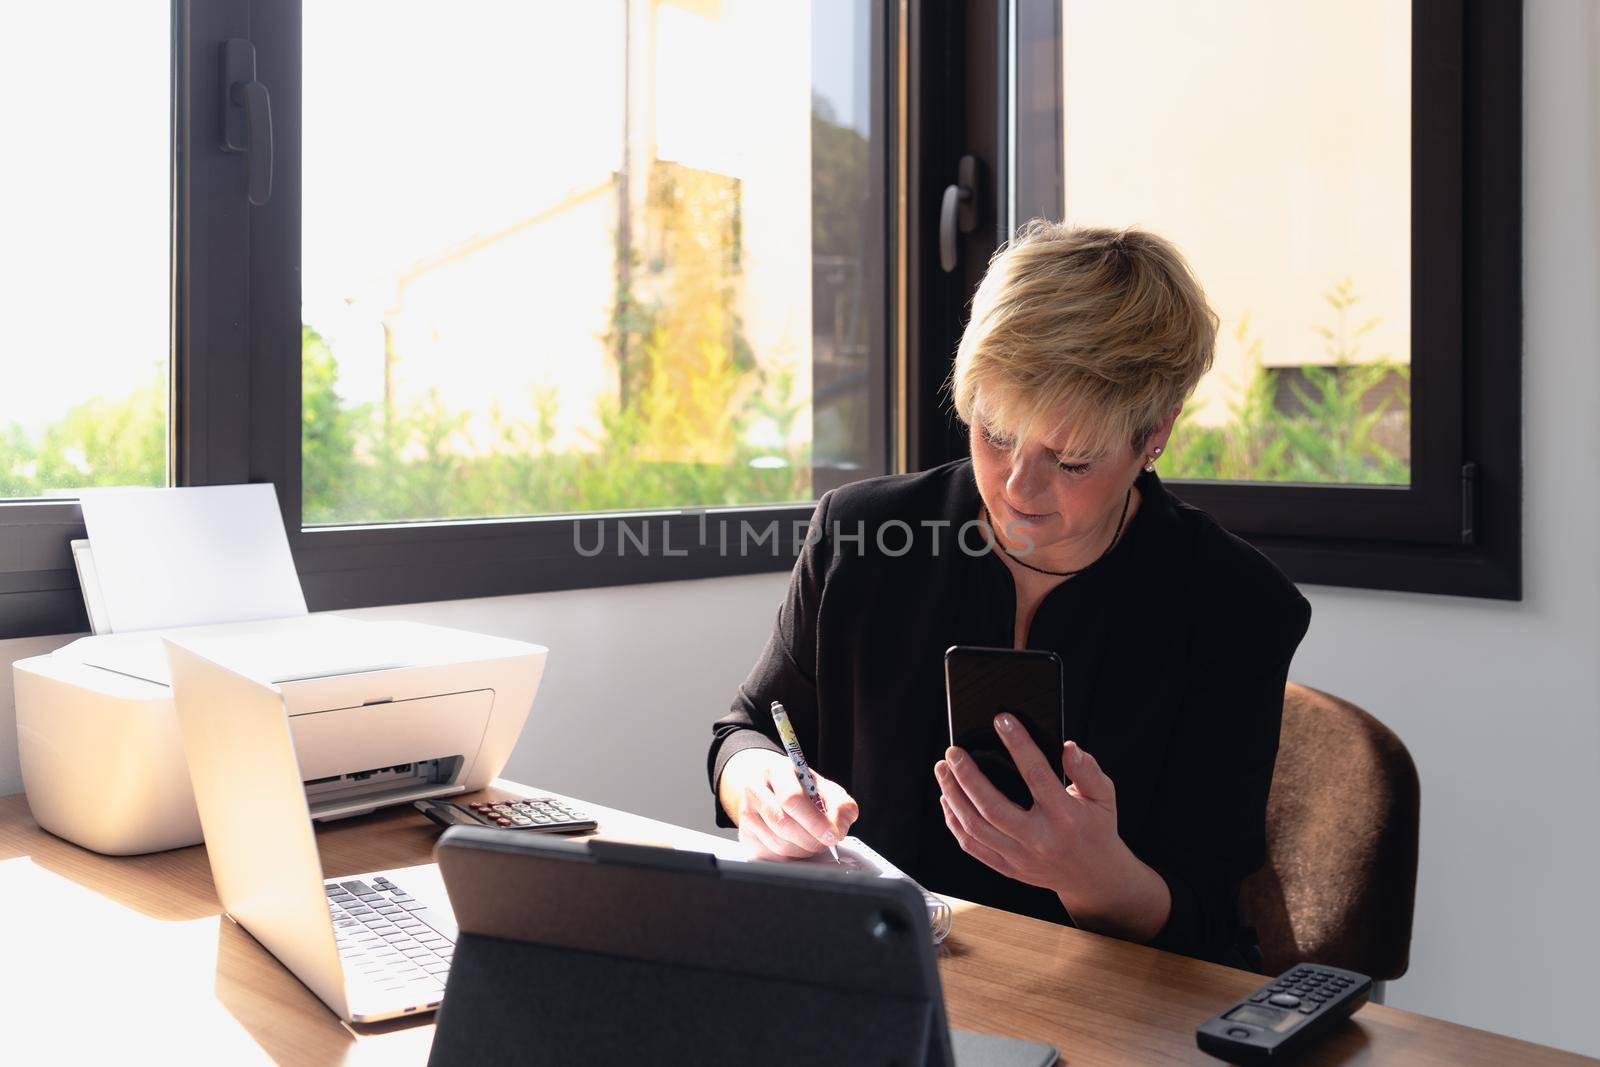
[769,700,841,863]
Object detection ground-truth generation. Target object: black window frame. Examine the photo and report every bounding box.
[0,1,1522,642]
[0,0,909,638]
[916,0,1523,601]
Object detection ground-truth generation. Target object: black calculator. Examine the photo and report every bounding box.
[415,797,597,834]
[1196,963,1372,1063]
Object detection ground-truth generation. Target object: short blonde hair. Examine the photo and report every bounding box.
[949,221,1218,459]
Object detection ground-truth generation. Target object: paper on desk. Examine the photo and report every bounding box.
[807,836,954,942]
[720,835,954,942]
[78,484,307,633]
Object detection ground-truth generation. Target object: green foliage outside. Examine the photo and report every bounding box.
[0,275,1414,507]
[0,126,1407,514]
[298,156,812,525]
[297,323,812,526]
[0,367,166,497]
[1162,279,1411,485]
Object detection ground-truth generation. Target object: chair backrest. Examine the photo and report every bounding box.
[1240,683,1420,980]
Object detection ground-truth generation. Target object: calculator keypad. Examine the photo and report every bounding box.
[466,797,591,829]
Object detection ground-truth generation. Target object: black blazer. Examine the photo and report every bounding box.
[708,459,1312,964]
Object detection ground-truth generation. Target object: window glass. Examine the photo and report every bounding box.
[302,0,888,525]
[1056,0,1410,485]
[0,3,170,498]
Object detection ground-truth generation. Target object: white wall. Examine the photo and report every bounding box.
[1,0,1595,1056]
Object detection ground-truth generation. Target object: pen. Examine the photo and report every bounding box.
[769,700,841,863]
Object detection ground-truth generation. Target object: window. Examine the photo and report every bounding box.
[0,3,171,499]
[0,0,896,636]
[296,0,888,530]
[264,0,892,610]
[925,0,1522,599]
[0,0,1521,639]
[0,2,183,638]
[1054,0,1412,489]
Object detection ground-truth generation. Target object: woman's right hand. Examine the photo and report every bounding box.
[719,748,860,861]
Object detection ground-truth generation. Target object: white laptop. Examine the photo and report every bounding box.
[165,639,459,1023]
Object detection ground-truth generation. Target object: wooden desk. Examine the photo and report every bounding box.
[0,787,1589,1066]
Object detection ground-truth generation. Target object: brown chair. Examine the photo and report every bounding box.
[1240,683,1420,999]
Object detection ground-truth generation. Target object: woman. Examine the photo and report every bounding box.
[707,223,1311,965]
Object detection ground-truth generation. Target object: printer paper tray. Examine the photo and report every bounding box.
[310,781,467,821]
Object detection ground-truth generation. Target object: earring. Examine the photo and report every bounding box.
[1143,445,1163,473]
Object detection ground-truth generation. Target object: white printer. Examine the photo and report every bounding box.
[10,485,547,856]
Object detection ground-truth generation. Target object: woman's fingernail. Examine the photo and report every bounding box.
[822,830,838,844]
[948,748,964,767]
[935,762,949,780]
[996,713,1014,732]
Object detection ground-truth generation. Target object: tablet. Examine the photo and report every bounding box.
[428,827,1057,1067]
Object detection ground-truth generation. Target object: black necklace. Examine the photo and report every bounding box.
[984,486,1132,578]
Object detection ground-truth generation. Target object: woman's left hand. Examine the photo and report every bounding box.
[935,712,1167,935]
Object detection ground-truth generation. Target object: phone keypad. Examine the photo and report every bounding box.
[1247,966,1356,1014]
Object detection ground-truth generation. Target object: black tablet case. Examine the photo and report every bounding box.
[427,829,1056,1067]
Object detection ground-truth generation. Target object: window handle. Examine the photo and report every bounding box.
[220,38,273,206]
[939,155,979,272]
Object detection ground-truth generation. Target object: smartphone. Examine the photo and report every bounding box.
[944,646,1065,808]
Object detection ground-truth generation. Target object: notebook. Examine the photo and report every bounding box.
[797,836,954,943]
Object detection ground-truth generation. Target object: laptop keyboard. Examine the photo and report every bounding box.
[325,875,454,1001]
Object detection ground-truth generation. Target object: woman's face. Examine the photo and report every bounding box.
[970,410,1170,557]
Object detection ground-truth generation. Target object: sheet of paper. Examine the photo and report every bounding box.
[78,484,308,633]
[718,835,954,942]
[70,539,110,635]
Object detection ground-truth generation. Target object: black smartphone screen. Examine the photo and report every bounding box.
[944,645,1065,808]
